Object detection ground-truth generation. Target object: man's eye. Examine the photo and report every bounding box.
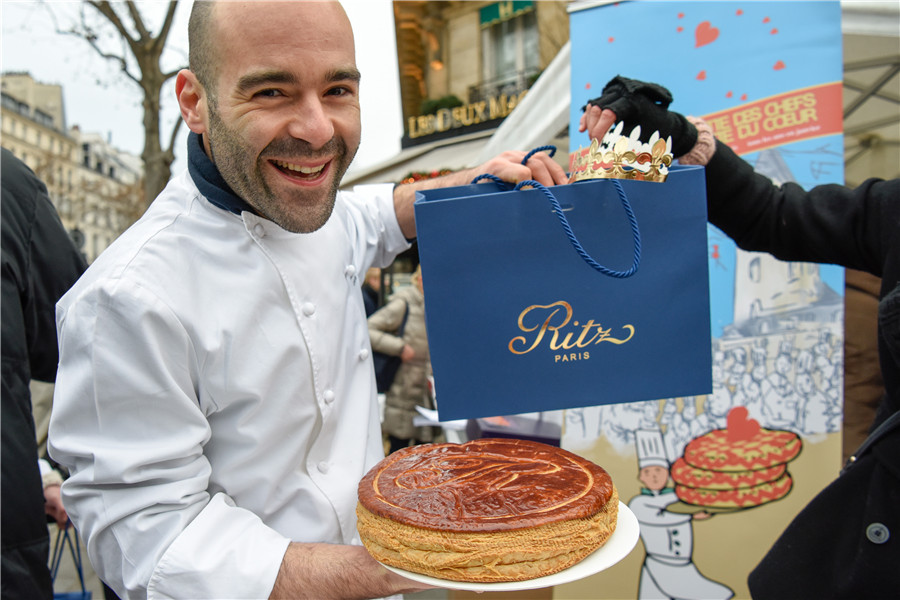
[256,89,284,98]
[326,86,352,97]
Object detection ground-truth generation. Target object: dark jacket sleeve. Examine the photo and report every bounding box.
[1,148,87,597]
[704,140,899,279]
[1,148,87,383]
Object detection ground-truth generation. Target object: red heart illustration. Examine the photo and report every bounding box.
[736,9,743,16]
[773,60,786,70]
[726,90,733,98]
[678,12,685,19]
[677,26,684,32]
[585,82,592,90]
[695,21,719,47]
[771,28,779,34]
[608,36,615,43]
[763,16,771,23]
[741,93,748,101]
[726,406,761,442]
[697,70,707,80]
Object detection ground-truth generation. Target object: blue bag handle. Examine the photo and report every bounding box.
[471,145,642,278]
[50,521,89,597]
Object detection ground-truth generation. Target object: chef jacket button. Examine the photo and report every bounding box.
[359,348,370,361]
[253,223,265,237]
[344,264,357,278]
[323,389,335,404]
[866,522,890,544]
[318,461,330,474]
[302,302,316,316]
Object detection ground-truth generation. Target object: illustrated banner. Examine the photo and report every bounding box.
[562,2,844,599]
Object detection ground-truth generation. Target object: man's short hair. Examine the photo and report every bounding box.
[188,1,218,104]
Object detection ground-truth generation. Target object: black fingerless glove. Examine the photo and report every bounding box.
[583,75,698,157]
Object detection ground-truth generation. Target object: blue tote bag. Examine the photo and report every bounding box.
[414,161,712,421]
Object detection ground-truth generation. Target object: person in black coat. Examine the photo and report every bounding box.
[581,77,899,599]
[1,148,87,599]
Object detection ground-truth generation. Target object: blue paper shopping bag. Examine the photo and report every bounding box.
[414,164,712,421]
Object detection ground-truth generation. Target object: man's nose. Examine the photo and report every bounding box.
[287,95,335,149]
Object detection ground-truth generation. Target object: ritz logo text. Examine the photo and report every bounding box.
[508,301,634,363]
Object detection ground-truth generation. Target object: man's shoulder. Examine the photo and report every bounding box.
[60,174,238,303]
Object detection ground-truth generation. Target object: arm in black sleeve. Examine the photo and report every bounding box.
[1,148,87,383]
[704,139,897,278]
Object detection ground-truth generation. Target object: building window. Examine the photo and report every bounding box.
[480,1,538,95]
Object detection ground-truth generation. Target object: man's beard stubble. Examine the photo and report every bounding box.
[206,107,357,234]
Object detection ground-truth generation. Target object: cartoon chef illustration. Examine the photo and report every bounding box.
[628,430,734,600]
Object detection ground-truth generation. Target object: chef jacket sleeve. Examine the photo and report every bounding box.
[346,183,412,269]
[49,280,290,600]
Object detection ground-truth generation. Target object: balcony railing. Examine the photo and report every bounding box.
[467,69,541,105]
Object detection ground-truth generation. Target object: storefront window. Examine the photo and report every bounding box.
[481,2,538,93]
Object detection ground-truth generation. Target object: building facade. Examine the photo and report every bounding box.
[396,0,568,147]
[345,1,569,186]
[1,72,144,263]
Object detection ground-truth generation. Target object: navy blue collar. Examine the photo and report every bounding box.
[187,132,256,216]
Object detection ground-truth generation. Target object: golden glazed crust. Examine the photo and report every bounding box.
[356,439,618,582]
[357,486,619,583]
[357,438,615,532]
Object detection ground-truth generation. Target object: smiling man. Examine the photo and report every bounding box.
[47,2,566,599]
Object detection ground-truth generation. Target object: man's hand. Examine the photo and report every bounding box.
[468,149,568,188]
[392,148,567,238]
[400,344,416,363]
[269,542,434,599]
[44,484,69,529]
[578,75,698,157]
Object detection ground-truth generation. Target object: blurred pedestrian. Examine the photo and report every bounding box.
[362,267,382,317]
[1,147,86,599]
[368,266,439,453]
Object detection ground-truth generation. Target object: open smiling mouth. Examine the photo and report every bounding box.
[272,159,327,181]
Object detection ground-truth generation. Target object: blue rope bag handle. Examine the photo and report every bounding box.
[518,178,641,278]
[50,521,88,595]
[468,145,558,186]
[470,145,642,278]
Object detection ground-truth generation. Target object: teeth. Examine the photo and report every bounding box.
[274,160,324,175]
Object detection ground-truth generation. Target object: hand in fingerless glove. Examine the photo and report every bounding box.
[583,75,698,157]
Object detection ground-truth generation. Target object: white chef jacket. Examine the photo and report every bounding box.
[48,171,410,599]
[629,490,733,600]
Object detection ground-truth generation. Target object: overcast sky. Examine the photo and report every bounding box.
[0,0,403,177]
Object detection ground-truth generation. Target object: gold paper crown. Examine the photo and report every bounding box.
[569,123,673,183]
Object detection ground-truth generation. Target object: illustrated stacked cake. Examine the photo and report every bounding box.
[356,438,618,583]
[672,407,802,509]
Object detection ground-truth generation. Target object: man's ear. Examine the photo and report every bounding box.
[176,69,208,134]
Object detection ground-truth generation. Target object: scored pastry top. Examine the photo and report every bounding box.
[357,438,615,532]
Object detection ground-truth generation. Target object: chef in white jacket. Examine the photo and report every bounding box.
[628,430,733,600]
[47,2,567,599]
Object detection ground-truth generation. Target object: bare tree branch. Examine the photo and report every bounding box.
[87,1,136,45]
[153,2,180,55]
[124,1,151,41]
[41,0,185,204]
[167,118,184,156]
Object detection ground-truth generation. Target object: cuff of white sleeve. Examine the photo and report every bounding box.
[147,493,291,600]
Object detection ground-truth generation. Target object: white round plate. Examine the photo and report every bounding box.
[379,501,640,592]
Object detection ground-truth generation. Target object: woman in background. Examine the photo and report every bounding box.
[368,266,439,453]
